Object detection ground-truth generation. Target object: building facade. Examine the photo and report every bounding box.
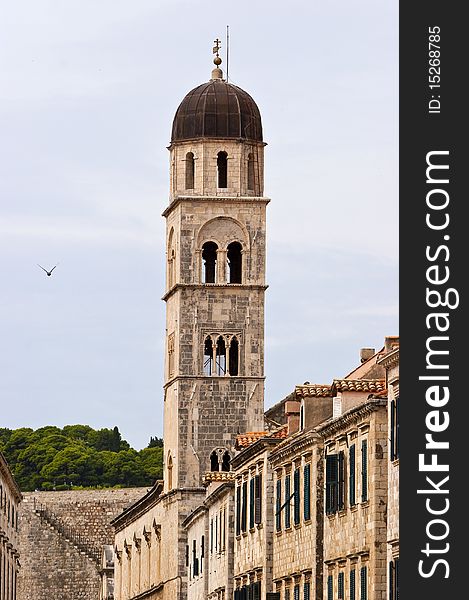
[0,451,21,600]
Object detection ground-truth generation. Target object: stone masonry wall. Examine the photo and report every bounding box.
[17,488,148,600]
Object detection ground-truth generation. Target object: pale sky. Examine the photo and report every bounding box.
[0,0,398,450]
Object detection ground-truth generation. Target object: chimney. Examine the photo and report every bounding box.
[285,400,301,435]
[360,348,375,363]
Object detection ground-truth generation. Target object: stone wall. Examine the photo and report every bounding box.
[17,488,148,600]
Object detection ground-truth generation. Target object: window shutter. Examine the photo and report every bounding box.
[395,559,399,600]
[250,477,255,529]
[255,474,262,524]
[390,399,395,460]
[350,569,356,600]
[303,581,310,600]
[327,575,333,600]
[236,487,241,536]
[325,454,339,514]
[294,468,301,525]
[285,474,291,528]
[361,441,368,502]
[395,397,400,459]
[185,544,189,567]
[360,566,367,600]
[246,584,252,600]
[349,445,356,506]
[234,589,240,600]
[253,581,261,600]
[201,535,204,558]
[293,584,300,600]
[338,572,344,600]
[241,481,248,532]
[389,561,394,600]
[338,451,345,510]
[276,478,282,531]
[304,464,311,521]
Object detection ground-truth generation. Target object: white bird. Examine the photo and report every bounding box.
[37,264,58,277]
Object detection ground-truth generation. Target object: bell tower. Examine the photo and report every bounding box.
[162,46,268,492]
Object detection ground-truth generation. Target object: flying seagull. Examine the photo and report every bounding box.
[37,264,58,277]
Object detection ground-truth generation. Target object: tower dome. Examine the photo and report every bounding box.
[171,78,263,143]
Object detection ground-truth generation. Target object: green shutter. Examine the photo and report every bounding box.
[293,584,300,600]
[236,487,241,536]
[327,575,333,600]
[304,464,311,521]
[361,441,368,502]
[395,398,400,459]
[250,477,255,529]
[294,468,300,525]
[350,569,356,600]
[338,572,344,600]
[276,478,282,531]
[255,474,262,524]
[304,582,310,600]
[390,399,395,460]
[395,559,399,600]
[325,454,339,514]
[242,481,248,532]
[285,474,291,528]
[338,451,345,510]
[349,445,356,505]
[389,561,394,600]
[360,566,367,600]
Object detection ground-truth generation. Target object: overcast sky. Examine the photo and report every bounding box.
[0,0,398,450]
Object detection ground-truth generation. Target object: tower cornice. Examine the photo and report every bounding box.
[162,195,270,217]
[163,374,265,391]
[162,282,268,302]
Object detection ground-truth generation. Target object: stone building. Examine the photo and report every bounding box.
[377,337,399,600]
[0,451,21,600]
[17,488,147,600]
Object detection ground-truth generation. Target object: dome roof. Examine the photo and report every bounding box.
[171,78,263,143]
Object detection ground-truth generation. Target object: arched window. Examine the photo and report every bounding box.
[247,153,255,190]
[221,451,231,472]
[228,336,239,376]
[167,453,173,490]
[204,337,214,376]
[168,228,175,289]
[185,152,195,189]
[217,151,228,188]
[215,336,226,376]
[210,451,219,471]
[202,242,218,283]
[227,242,242,283]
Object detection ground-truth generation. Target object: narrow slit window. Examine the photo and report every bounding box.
[217,151,228,188]
[227,242,242,283]
[202,241,218,283]
[185,152,195,189]
[167,454,173,490]
[204,337,214,376]
[247,153,255,190]
[215,336,226,375]
[229,337,239,376]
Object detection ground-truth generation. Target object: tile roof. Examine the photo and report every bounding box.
[234,425,288,450]
[295,384,333,398]
[332,379,386,393]
[202,471,235,485]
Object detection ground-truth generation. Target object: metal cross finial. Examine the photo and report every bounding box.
[213,38,221,57]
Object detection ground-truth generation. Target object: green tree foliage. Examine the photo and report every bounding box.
[0,425,162,492]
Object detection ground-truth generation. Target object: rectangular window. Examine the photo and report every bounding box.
[236,487,241,536]
[253,581,261,600]
[211,518,214,552]
[285,588,290,600]
[276,478,282,531]
[349,444,356,506]
[293,584,300,600]
[285,474,291,528]
[327,575,333,600]
[250,477,255,529]
[389,559,399,600]
[293,468,301,525]
[185,544,189,567]
[338,451,345,510]
[361,441,368,502]
[215,514,218,552]
[338,572,344,600]
[222,508,226,550]
[303,463,311,521]
[360,566,367,600]
[325,454,339,514]
[241,480,248,532]
[303,581,310,600]
[350,569,356,600]
[254,474,262,524]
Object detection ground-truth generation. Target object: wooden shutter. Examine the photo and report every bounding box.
[250,477,255,529]
[294,468,300,525]
[253,581,261,600]
[241,480,248,532]
[255,474,262,524]
[285,474,291,528]
[236,487,241,536]
[293,584,300,600]
[338,451,345,510]
[325,454,339,514]
[338,572,344,600]
[303,581,310,600]
[390,399,395,460]
[389,561,394,600]
[327,575,333,600]
[350,569,356,600]
[349,444,356,506]
[361,441,368,502]
[304,463,311,521]
[395,397,400,459]
[276,478,282,531]
[360,566,367,600]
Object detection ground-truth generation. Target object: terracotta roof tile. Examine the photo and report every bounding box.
[332,379,386,393]
[235,425,288,450]
[202,471,235,485]
[295,384,333,398]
